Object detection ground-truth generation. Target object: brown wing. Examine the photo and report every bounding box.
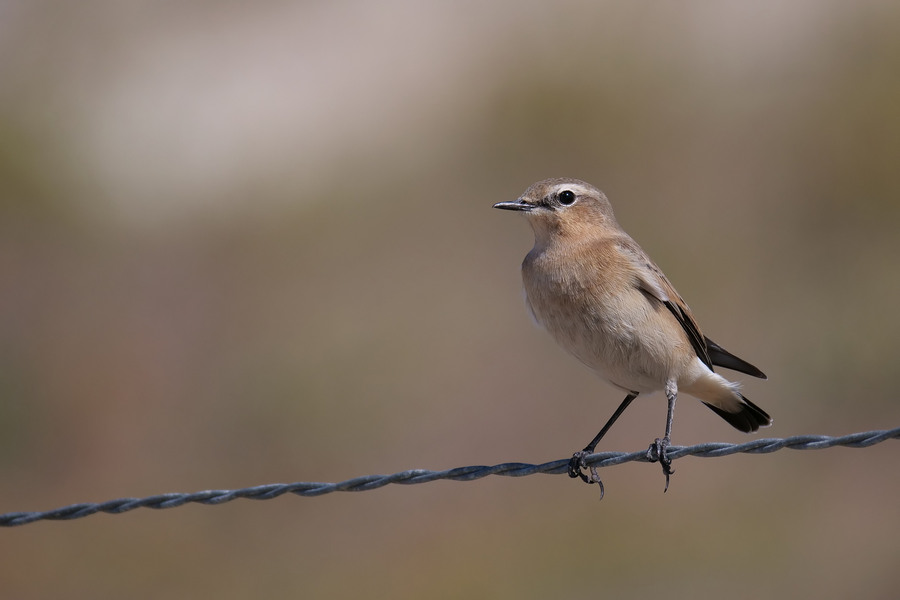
[617,239,713,371]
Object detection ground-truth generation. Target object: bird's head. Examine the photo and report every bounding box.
[493,178,620,245]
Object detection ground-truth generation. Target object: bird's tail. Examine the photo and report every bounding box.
[702,394,772,433]
[682,361,772,433]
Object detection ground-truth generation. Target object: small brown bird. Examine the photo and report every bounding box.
[494,178,771,494]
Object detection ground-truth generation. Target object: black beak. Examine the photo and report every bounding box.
[492,199,534,212]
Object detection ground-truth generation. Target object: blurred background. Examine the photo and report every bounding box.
[2,1,899,597]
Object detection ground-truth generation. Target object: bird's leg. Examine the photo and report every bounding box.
[647,380,677,492]
[568,392,638,494]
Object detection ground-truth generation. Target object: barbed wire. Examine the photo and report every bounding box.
[2,427,897,527]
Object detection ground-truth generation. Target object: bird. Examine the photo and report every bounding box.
[493,178,771,495]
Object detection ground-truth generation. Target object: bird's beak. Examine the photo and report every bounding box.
[492,198,535,212]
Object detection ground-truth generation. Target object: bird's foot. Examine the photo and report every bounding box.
[567,451,605,499]
[646,437,674,492]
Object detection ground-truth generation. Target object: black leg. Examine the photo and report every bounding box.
[568,392,639,495]
[647,383,677,492]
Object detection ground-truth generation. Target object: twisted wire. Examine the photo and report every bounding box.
[2,427,897,527]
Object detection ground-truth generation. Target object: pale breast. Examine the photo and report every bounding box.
[522,247,689,393]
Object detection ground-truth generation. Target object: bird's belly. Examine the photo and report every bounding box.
[552,318,667,393]
[525,284,683,393]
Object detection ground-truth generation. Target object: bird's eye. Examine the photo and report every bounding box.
[558,190,576,206]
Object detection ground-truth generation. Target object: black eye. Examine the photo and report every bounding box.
[558,190,576,205]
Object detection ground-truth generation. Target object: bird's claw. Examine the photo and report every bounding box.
[646,437,674,492]
[568,451,605,499]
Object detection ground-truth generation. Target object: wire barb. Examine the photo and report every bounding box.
[2,427,898,527]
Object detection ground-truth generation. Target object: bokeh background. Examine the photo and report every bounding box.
[2,1,899,598]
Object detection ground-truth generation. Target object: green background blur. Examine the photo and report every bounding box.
[2,2,899,598]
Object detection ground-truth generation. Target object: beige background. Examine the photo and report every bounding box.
[1,1,899,598]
